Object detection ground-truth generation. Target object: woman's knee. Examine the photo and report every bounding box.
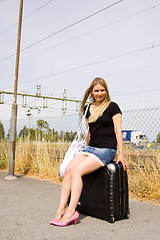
[65,165,76,176]
[64,166,71,176]
[65,165,81,178]
[70,167,82,179]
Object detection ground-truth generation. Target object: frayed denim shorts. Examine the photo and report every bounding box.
[79,145,116,166]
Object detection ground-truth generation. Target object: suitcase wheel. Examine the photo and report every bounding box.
[124,213,130,219]
[108,216,115,223]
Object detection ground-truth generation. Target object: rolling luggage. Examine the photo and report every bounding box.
[76,162,130,223]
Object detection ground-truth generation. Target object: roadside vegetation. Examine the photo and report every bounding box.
[0,120,160,204]
[125,148,160,203]
[0,140,160,204]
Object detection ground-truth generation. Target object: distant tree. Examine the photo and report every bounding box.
[156,132,160,143]
[70,131,77,142]
[59,130,64,142]
[19,126,28,139]
[61,131,77,142]
[36,120,50,133]
[28,128,36,141]
[64,131,70,142]
[0,121,5,139]
[36,120,51,141]
[53,130,59,142]
[19,126,36,141]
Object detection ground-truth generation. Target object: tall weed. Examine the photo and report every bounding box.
[0,140,160,202]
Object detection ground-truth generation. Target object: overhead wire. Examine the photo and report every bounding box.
[2,95,160,119]
[47,44,160,75]
[1,3,157,69]
[14,42,160,88]
[18,0,124,51]
[2,44,159,94]
[1,1,160,73]
[112,87,160,97]
[2,95,159,109]
[23,0,55,20]
[1,2,160,66]
[1,1,160,101]
[0,0,55,37]
[0,0,123,63]
[1,2,160,91]
[1,41,160,93]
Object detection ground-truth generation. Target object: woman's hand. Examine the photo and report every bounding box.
[116,153,128,171]
[112,113,128,171]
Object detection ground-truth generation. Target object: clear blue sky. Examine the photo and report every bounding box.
[0,0,160,124]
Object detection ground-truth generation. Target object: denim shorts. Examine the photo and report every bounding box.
[79,145,116,166]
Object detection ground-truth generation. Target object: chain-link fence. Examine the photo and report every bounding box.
[122,107,160,142]
[1,106,160,145]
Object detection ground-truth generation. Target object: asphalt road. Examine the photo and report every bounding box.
[0,171,160,240]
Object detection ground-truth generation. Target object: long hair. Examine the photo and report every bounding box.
[80,77,111,123]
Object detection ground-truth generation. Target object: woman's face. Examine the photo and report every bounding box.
[91,84,106,103]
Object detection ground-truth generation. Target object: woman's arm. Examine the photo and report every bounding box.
[85,118,90,145]
[112,113,128,170]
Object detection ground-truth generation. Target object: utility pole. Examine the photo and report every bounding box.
[5,0,23,180]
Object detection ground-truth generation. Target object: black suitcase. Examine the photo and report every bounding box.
[76,162,130,223]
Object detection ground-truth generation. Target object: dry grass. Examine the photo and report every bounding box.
[0,140,160,203]
[126,150,160,203]
[0,140,69,183]
[0,140,9,170]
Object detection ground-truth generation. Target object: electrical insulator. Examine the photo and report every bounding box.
[26,109,31,117]
[62,89,67,114]
[37,108,41,113]
[36,85,41,96]
[0,92,4,104]
[22,95,27,107]
[43,98,47,108]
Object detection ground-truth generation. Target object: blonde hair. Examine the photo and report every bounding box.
[80,77,111,123]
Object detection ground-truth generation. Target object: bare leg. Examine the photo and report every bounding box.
[54,173,71,219]
[60,155,101,222]
[54,153,87,219]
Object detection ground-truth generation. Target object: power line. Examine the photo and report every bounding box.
[23,0,55,20]
[1,3,156,69]
[0,0,123,63]
[49,45,160,75]
[1,1,160,68]
[0,0,55,37]
[21,0,124,51]
[112,87,160,98]
[1,96,160,115]
[26,60,160,95]
[19,43,160,87]
[3,42,159,92]
[2,42,160,93]
[1,2,160,93]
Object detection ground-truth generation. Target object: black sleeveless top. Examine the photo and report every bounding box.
[84,102,122,149]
